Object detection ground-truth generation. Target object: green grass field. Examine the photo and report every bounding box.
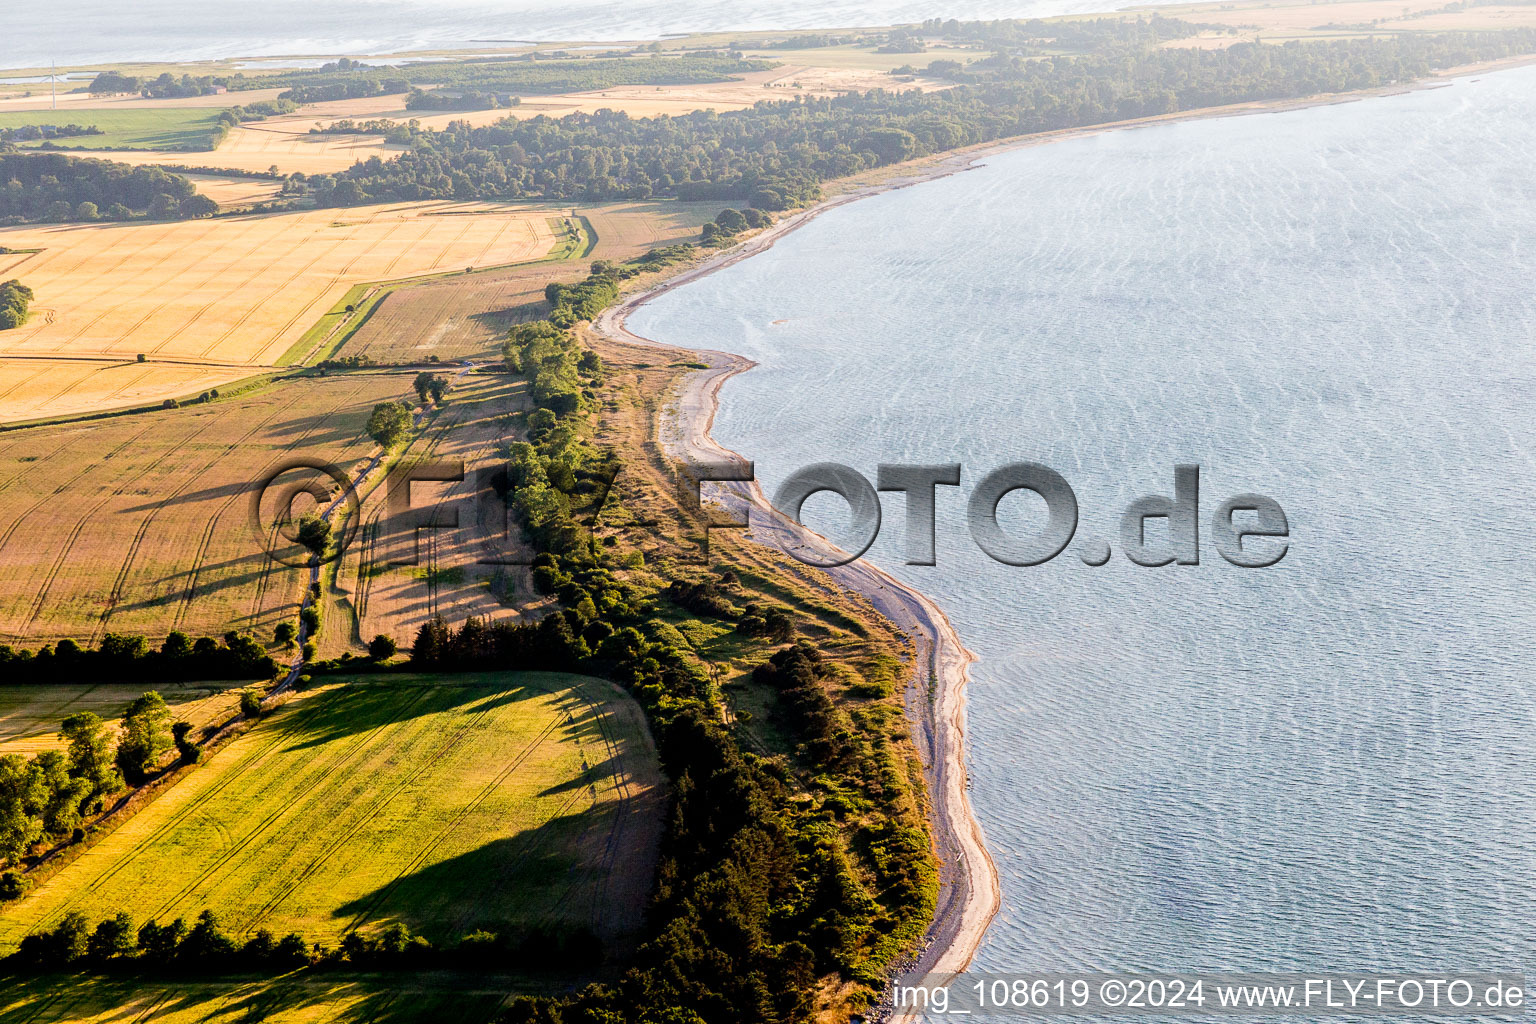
[0,671,663,954]
[0,972,524,1024]
[0,108,223,150]
[0,680,244,757]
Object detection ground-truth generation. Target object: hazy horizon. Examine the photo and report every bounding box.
[8,0,1164,71]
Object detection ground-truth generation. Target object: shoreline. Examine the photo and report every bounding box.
[589,49,1535,1001]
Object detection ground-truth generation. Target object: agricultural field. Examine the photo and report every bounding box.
[0,680,243,757]
[0,86,289,113]
[1136,0,1536,44]
[178,172,285,210]
[0,973,517,1024]
[0,359,252,425]
[0,671,664,953]
[0,201,560,421]
[324,372,538,655]
[337,201,717,364]
[0,372,415,644]
[0,107,224,150]
[0,367,536,651]
[0,976,519,1024]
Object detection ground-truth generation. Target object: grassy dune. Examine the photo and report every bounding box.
[0,671,664,953]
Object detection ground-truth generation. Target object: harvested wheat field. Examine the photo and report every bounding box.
[338,201,716,364]
[0,680,243,758]
[0,372,424,644]
[324,371,542,656]
[179,172,286,210]
[80,122,408,175]
[0,672,664,952]
[0,359,252,424]
[0,202,559,421]
[0,367,540,651]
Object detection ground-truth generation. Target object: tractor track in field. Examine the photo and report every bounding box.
[91,400,293,641]
[21,682,386,932]
[337,708,566,935]
[186,216,372,362]
[0,419,157,525]
[244,684,553,934]
[22,401,242,626]
[172,379,372,631]
[535,685,638,934]
[146,686,436,925]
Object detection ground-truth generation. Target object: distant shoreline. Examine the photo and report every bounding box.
[597,50,1532,995]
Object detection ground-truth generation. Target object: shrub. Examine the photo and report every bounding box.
[0,870,29,901]
[238,688,263,718]
[171,721,202,764]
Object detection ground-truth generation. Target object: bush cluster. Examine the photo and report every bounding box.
[0,279,33,330]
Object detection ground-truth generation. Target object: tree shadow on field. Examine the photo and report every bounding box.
[116,476,252,512]
[536,754,621,798]
[0,968,515,1024]
[330,807,607,940]
[280,674,580,753]
[259,409,369,447]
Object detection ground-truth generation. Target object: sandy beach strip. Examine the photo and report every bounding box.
[587,46,1536,994]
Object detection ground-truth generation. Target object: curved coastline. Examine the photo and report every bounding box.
[591,159,1007,986]
[587,55,1536,987]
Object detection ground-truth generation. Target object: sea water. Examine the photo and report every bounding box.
[11,0,1186,70]
[630,66,1536,981]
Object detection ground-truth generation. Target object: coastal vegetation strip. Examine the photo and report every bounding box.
[304,24,1536,207]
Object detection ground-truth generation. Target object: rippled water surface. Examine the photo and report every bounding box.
[631,68,1536,977]
[11,0,1177,69]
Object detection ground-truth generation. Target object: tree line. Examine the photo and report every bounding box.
[404,89,522,111]
[300,28,1536,208]
[0,630,278,684]
[0,154,216,225]
[0,124,102,145]
[8,907,599,978]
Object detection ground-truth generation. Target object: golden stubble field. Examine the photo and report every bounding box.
[323,372,543,656]
[0,368,541,655]
[0,202,558,422]
[339,201,717,363]
[0,372,412,644]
